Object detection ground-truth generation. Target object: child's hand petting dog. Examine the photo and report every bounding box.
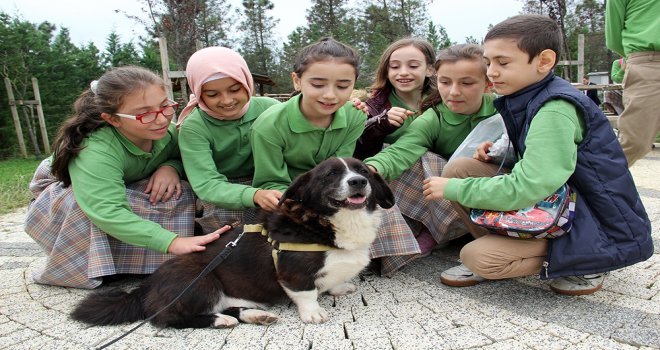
[167,225,231,255]
[254,189,282,211]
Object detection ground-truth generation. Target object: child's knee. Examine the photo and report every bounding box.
[442,157,479,178]
[460,240,486,273]
[459,239,503,279]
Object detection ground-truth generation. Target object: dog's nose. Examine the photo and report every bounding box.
[347,176,367,189]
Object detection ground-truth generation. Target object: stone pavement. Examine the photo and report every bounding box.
[1,149,659,350]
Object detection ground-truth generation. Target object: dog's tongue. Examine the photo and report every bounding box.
[347,196,366,204]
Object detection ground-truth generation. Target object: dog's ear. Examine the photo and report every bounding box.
[369,171,395,209]
[279,171,313,205]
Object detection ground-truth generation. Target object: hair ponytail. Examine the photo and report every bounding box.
[51,91,106,186]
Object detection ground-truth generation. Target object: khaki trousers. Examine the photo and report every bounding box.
[441,158,547,279]
[618,51,660,167]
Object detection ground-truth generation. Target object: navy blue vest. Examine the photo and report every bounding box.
[494,74,653,279]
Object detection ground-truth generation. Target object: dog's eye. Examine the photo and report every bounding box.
[326,170,338,177]
[352,166,368,174]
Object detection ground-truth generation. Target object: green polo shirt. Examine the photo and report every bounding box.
[606,0,660,56]
[178,96,280,209]
[365,94,497,181]
[68,123,184,253]
[251,94,367,192]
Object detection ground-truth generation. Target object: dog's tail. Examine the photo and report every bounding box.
[71,287,146,325]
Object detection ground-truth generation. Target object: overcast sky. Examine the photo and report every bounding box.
[1,0,523,50]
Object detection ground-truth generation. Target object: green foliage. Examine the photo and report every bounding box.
[304,0,351,41]
[389,0,431,37]
[196,0,233,48]
[0,157,40,215]
[138,40,164,72]
[0,13,104,158]
[465,36,480,44]
[238,0,279,82]
[425,21,441,51]
[0,0,611,161]
[436,24,453,49]
[519,0,609,81]
[103,32,141,67]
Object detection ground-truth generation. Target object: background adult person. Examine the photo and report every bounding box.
[581,75,601,107]
[605,0,660,167]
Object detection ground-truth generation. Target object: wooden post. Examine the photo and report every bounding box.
[555,34,585,83]
[159,37,174,101]
[4,77,28,158]
[32,77,50,154]
[180,79,188,103]
[577,34,585,83]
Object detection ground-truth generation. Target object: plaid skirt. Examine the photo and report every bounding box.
[390,151,467,243]
[369,204,420,277]
[24,159,196,289]
[194,176,263,234]
[374,152,467,276]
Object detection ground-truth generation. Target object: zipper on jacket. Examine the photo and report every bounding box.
[542,261,549,279]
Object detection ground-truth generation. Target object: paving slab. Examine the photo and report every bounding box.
[0,148,659,349]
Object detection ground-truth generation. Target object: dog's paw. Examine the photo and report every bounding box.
[299,306,329,324]
[239,309,279,325]
[212,313,239,328]
[328,282,357,296]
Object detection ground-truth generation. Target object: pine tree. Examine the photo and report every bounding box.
[102,32,140,68]
[437,23,452,49]
[425,21,441,52]
[238,0,279,83]
[197,0,233,47]
[305,0,351,41]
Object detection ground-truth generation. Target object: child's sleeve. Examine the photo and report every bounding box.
[365,110,438,181]
[250,126,290,193]
[444,100,582,211]
[179,122,258,209]
[69,145,177,253]
[611,59,625,84]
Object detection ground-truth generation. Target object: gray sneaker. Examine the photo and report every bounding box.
[549,274,604,296]
[440,264,486,287]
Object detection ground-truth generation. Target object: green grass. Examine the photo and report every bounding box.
[0,158,42,215]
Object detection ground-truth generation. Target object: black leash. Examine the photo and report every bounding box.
[96,229,245,349]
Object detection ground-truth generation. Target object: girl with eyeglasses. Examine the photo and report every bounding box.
[24,66,231,289]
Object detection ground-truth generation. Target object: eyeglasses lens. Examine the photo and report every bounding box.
[138,105,177,124]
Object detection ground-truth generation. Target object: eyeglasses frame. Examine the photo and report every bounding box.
[114,100,179,124]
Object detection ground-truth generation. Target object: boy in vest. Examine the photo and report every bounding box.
[422,14,653,295]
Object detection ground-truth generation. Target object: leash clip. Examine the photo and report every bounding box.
[226,231,244,247]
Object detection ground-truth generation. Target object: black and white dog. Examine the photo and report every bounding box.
[72,157,394,328]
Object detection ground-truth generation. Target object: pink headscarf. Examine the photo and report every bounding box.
[177,47,254,126]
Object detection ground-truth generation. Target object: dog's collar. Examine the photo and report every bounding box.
[243,224,335,252]
[276,242,335,252]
